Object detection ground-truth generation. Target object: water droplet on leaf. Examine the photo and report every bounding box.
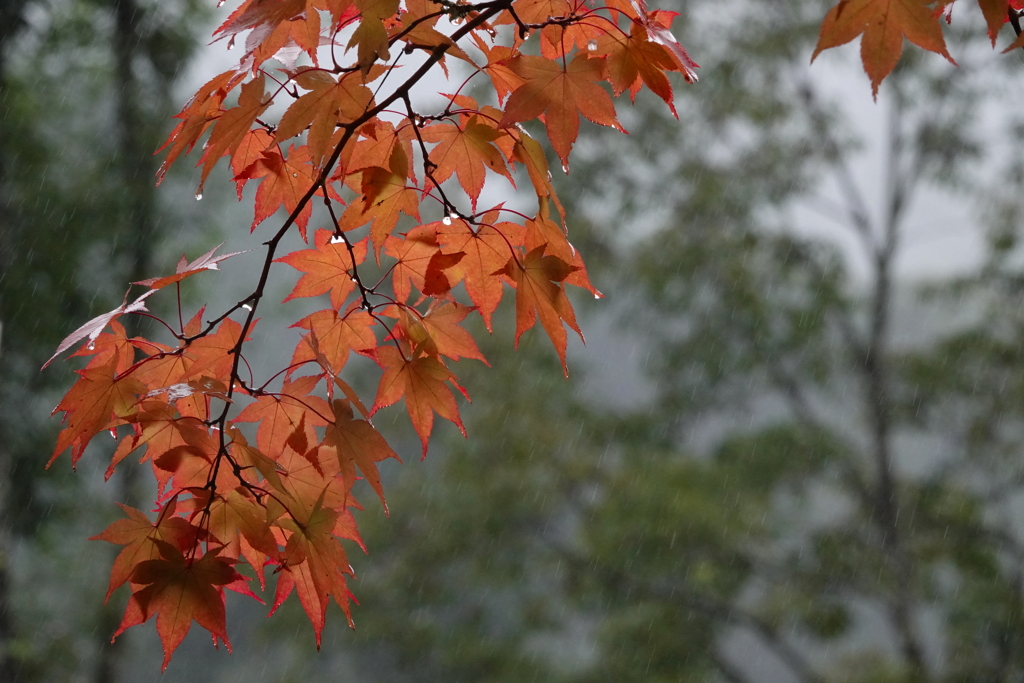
[442,216,453,226]
[587,40,598,50]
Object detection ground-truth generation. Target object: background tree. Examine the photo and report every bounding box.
[0,0,204,678]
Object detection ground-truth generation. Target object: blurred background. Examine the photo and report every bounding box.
[4,0,1024,681]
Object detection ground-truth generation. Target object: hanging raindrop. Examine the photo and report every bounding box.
[331,235,344,244]
[442,216,453,226]
[195,193,203,201]
[242,303,253,311]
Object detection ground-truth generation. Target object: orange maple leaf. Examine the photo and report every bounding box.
[90,498,201,601]
[390,302,487,364]
[338,166,421,259]
[233,375,331,457]
[289,308,378,377]
[106,402,212,480]
[813,0,955,97]
[436,216,524,331]
[50,353,146,467]
[596,19,679,115]
[122,543,244,670]
[276,70,376,168]
[384,223,444,303]
[499,54,622,169]
[371,345,468,454]
[198,75,273,191]
[421,116,514,209]
[349,0,400,71]
[272,502,355,645]
[179,318,245,383]
[134,243,247,291]
[277,228,368,309]
[322,398,400,507]
[240,144,318,236]
[500,245,583,376]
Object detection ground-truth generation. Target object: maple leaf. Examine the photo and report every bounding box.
[323,398,400,507]
[395,0,472,63]
[198,75,274,192]
[813,0,955,97]
[421,116,514,209]
[135,243,247,290]
[477,42,524,103]
[338,119,416,181]
[239,144,318,236]
[395,302,488,364]
[106,402,212,480]
[90,498,201,601]
[436,216,524,331]
[277,228,369,309]
[228,427,288,491]
[178,318,246,383]
[384,223,445,303]
[156,70,241,184]
[123,543,244,670]
[276,70,376,167]
[500,245,583,376]
[289,307,378,376]
[233,375,332,457]
[349,0,400,72]
[499,54,623,169]
[70,320,135,374]
[272,501,356,645]
[338,166,421,259]
[978,0,1012,43]
[595,19,680,115]
[512,132,566,225]
[43,290,155,369]
[371,345,468,455]
[524,211,601,296]
[231,129,275,199]
[50,353,146,467]
[207,488,280,588]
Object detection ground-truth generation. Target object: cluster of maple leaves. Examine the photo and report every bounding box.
[44,0,699,668]
[42,0,1024,670]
